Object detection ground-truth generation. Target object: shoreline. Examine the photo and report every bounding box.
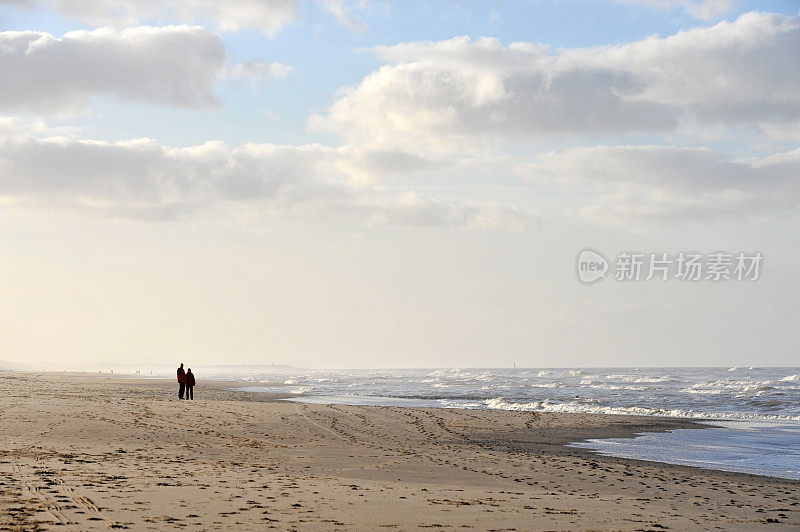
[6,371,796,476]
[1,371,798,530]
[233,383,800,482]
[7,371,797,476]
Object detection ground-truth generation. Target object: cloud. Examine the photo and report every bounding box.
[0,132,537,229]
[0,26,290,115]
[619,0,737,21]
[517,145,800,223]
[0,26,224,114]
[314,12,800,150]
[0,0,298,35]
[0,115,80,137]
[230,61,294,89]
[317,0,368,31]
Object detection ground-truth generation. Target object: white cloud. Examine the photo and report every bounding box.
[317,0,368,31]
[0,26,290,115]
[0,133,537,228]
[0,0,298,35]
[230,61,294,90]
[2,0,382,33]
[314,12,800,150]
[0,115,80,137]
[620,0,737,21]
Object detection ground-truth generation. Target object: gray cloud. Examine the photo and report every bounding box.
[0,26,226,114]
[0,132,537,228]
[0,26,291,115]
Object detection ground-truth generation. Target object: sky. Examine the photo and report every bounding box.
[1,0,799,368]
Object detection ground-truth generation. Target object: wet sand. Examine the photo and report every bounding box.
[0,372,798,530]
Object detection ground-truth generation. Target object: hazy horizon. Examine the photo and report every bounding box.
[3,361,798,373]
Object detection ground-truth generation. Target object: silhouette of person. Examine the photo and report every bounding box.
[185,368,195,400]
[177,363,186,399]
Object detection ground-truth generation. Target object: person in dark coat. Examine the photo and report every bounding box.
[185,369,195,400]
[177,363,186,399]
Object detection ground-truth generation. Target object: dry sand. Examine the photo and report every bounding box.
[0,372,798,530]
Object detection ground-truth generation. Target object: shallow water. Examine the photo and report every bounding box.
[570,420,800,480]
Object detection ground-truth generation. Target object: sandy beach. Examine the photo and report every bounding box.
[0,372,797,531]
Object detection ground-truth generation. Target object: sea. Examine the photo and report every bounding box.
[211,366,800,480]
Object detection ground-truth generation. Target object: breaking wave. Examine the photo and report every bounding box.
[482,397,800,421]
[226,366,800,423]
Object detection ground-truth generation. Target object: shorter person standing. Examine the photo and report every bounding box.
[177,363,186,399]
[185,368,195,400]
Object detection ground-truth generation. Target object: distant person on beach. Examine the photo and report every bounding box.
[185,368,195,400]
[177,363,186,399]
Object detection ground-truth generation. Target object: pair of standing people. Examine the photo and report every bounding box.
[177,363,196,400]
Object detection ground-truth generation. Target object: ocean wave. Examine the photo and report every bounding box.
[482,397,800,421]
[579,378,648,390]
[740,384,774,394]
[634,376,682,383]
[602,374,682,384]
[682,381,777,398]
[230,367,800,421]
[688,379,775,391]
[683,388,724,395]
[585,384,649,391]
[392,393,495,402]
